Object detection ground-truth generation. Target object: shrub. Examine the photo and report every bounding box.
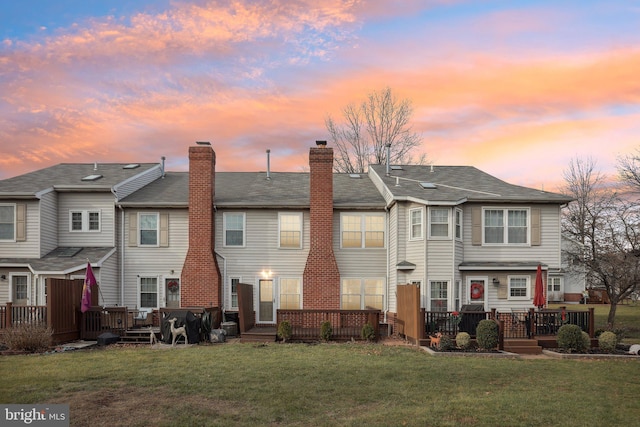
[581,331,591,350]
[2,324,52,353]
[455,332,471,349]
[598,331,617,353]
[361,323,376,341]
[438,335,456,351]
[277,320,292,343]
[557,324,588,352]
[320,321,332,342]
[476,320,498,350]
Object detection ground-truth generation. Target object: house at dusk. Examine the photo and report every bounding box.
[0,141,576,336]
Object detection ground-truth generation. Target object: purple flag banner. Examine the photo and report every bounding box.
[81,262,97,313]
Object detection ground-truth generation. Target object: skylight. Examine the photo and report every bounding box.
[123,163,140,169]
[390,165,403,170]
[81,174,103,181]
[419,182,437,189]
[349,174,361,179]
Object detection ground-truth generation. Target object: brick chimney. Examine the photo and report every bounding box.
[303,141,340,309]
[181,142,222,307]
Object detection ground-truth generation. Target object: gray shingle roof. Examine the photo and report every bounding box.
[0,247,114,273]
[0,163,159,196]
[369,164,572,204]
[119,171,386,209]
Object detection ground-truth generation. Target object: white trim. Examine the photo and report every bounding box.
[339,212,386,249]
[340,277,385,310]
[278,212,303,249]
[229,276,241,309]
[223,212,246,247]
[138,275,159,309]
[9,273,31,304]
[507,275,531,301]
[428,207,451,240]
[466,276,488,310]
[278,276,302,310]
[138,212,160,247]
[455,208,463,241]
[409,207,424,241]
[482,207,531,246]
[69,209,102,233]
[0,203,16,242]
[428,279,450,311]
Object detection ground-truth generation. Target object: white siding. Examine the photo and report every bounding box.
[122,208,189,308]
[387,204,398,313]
[97,253,119,306]
[58,193,116,247]
[39,191,58,256]
[113,166,162,200]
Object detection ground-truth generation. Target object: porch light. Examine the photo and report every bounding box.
[261,270,273,279]
[492,278,500,285]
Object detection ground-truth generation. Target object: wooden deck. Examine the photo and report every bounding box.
[241,326,277,343]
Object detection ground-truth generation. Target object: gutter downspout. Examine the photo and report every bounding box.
[215,251,227,317]
[118,205,125,306]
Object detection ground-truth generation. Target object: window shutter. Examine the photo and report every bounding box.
[471,207,481,246]
[160,213,169,247]
[531,208,541,246]
[16,203,26,241]
[128,213,138,246]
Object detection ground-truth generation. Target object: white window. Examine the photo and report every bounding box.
[0,204,15,240]
[279,213,302,248]
[230,277,240,309]
[483,208,529,244]
[341,278,384,310]
[429,208,449,238]
[454,279,461,311]
[140,277,158,308]
[548,277,561,292]
[430,280,448,311]
[70,210,101,232]
[224,212,245,247]
[508,276,530,300]
[409,208,423,240]
[279,278,301,309]
[341,214,385,248]
[139,213,159,246]
[455,209,462,240]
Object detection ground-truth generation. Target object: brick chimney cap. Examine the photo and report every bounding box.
[196,141,211,145]
[315,140,327,147]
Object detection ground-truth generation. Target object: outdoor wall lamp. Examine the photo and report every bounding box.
[0,275,6,280]
[492,278,500,285]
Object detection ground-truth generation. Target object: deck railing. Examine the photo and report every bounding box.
[81,307,130,340]
[0,303,47,329]
[423,309,493,338]
[277,309,380,341]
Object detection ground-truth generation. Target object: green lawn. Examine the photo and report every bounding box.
[1,342,639,426]
[549,303,640,342]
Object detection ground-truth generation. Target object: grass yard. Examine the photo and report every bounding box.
[1,342,639,426]
[549,303,640,342]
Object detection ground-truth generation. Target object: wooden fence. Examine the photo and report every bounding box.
[276,309,380,341]
[396,284,422,343]
[237,283,255,334]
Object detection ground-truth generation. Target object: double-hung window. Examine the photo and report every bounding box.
[409,208,423,240]
[341,278,384,310]
[455,209,462,240]
[341,214,385,248]
[279,213,302,248]
[70,210,101,232]
[430,280,448,311]
[429,208,449,239]
[548,277,561,293]
[0,204,15,240]
[508,276,529,300]
[484,208,529,244]
[140,277,158,308]
[224,213,245,247]
[230,277,240,309]
[279,278,301,309]
[139,213,159,246]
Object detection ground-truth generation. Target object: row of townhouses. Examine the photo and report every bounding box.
[0,141,583,327]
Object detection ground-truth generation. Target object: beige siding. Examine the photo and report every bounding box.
[387,204,398,313]
[39,191,58,256]
[462,204,562,268]
[58,193,116,247]
[123,208,189,308]
[0,200,40,258]
[113,166,162,200]
[97,253,119,305]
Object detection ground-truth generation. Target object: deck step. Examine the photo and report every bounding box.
[504,339,542,355]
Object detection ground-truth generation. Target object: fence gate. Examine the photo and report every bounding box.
[47,278,94,344]
[396,284,422,344]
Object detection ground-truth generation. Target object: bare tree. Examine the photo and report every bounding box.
[618,148,640,191]
[562,157,640,327]
[325,87,425,173]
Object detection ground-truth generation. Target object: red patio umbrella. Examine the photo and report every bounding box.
[533,264,545,309]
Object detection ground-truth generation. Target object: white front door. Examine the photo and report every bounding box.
[467,277,487,310]
[258,279,275,323]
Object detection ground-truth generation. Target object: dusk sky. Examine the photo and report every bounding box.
[1,1,639,192]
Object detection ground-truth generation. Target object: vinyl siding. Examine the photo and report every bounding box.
[97,253,119,306]
[58,193,116,247]
[0,200,40,258]
[39,191,58,256]
[334,210,387,279]
[387,204,398,313]
[462,204,562,268]
[113,165,162,200]
[122,208,189,308]
[216,209,310,311]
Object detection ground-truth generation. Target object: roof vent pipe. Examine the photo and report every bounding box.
[385,143,391,176]
[266,149,271,180]
[94,162,97,171]
[430,164,434,173]
[395,176,400,187]
[161,156,166,178]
